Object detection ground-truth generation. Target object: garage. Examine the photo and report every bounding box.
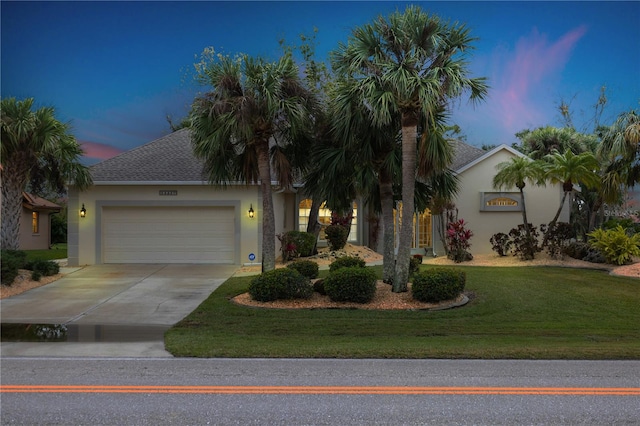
[102,206,235,264]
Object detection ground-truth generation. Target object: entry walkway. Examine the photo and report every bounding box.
[1,264,238,357]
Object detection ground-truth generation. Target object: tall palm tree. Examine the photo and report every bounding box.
[517,126,592,159]
[492,156,546,259]
[331,5,488,292]
[598,110,640,187]
[1,97,92,250]
[543,149,600,227]
[190,51,314,272]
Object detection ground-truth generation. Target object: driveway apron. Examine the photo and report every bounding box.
[0,264,238,357]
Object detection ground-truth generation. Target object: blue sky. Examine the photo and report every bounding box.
[2,1,639,164]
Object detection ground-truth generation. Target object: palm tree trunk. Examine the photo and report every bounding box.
[588,197,603,232]
[542,190,569,247]
[394,113,418,292]
[256,140,276,272]
[306,198,322,254]
[378,166,395,284]
[1,167,28,250]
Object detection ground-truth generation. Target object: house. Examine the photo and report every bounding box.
[67,129,567,266]
[20,192,62,250]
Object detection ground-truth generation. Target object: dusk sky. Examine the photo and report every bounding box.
[2,1,639,164]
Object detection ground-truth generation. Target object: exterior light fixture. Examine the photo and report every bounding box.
[248,204,255,219]
[80,204,87,218]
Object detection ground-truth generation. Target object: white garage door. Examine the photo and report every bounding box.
[102,206,235,264]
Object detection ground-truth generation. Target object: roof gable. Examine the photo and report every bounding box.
[23,193,61,211]
[90,129,206,182]
[454,144,526,175]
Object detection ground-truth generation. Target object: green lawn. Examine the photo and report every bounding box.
[24,243,67,262]
[165,265,640,359]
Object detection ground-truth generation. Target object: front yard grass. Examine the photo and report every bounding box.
[24,243,67,262]
[165,265,640,359]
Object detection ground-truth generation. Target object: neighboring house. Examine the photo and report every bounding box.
[68,130,567,266]
[20,192,61,250]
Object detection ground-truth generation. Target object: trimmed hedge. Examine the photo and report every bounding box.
[286,259,319,279]
[412,268,466,303]
[323,267,377,303]
[325,224,348,250]
[249,268,313,302]
[329,255,365,272]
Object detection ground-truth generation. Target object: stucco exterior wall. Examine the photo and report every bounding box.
[69,183,261,266]
[433,148,569,256]
[19,208,54,250]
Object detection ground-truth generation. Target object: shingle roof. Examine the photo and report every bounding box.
[449,140,486,171]
[90,129,206,182]
[23,193,61,211]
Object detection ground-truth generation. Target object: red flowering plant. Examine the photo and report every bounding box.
[446,219,474,263]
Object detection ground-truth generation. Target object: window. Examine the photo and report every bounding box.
[298,199,358,242]
[480,192,522,211]
[32,211,39,234]
[393,203,432,248]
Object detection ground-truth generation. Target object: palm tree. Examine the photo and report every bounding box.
[1,97,92,250]
[189,51,314,272]
[598,110,640,187]
[331,6,488,292]
[492,156,546,259]
[543,149,600,227]
[517,126,593,159]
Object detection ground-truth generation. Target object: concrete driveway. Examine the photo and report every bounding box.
[1,263,238,357]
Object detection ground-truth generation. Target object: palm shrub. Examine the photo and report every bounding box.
[329,255,365,272]
[323,267,377,303]
[412,268,466,303]
[286,259,319,279]
[588,226,640,265]
[248,268,313,302]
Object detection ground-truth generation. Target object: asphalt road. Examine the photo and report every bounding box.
[1,358,638,425]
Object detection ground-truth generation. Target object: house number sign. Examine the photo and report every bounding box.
[159,190,178,196]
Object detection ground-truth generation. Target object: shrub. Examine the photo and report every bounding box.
[1,250,27,286]
[286,259,319,279]
[248,268,313,302]
[324,224,349,251]
[490,232,512,257]
[445,219,474,263]
[564,241,591,260]
[277,231,317,261]
[329,255,365,272]
[313,278,326,295]
[409,256,422,278]
[588,226,640,265]
[25,259,60,277]
[412,268,466,303]
[31,270,42,281]
[323,267,377,303]
[603,218,640,235]
[412,254,423,263]
[540,222,573,259]
[508,224,541,260]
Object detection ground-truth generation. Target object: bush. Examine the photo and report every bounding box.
[313,278,326,295]
[540,222,573,259]
[588,226,640,265]
[508,224,541,260]
[325,224,349,251]
[329,255,366,272]
[412,268,466,303]
[409,256,422,278]
[490,232,512,257]
[564,241,606,263]
[286,259,319,279]
[248,268,313,302]
[1,250,27,286]
[277,231,317,262]
[603,218,640,235]
[25,259,60,277]
[31,270,42,281]
[446,219,474,263]
[323,267,377,303]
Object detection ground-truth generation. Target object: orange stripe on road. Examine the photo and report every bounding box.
[1,385,639,396]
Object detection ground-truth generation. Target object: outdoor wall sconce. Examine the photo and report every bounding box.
[248,204,255,219]
[80,204,87,218]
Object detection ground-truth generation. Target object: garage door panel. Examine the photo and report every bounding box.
[102,206,236,264]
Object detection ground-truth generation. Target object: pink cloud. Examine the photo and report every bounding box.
[493,25,587,138]
[79,140,124,161]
